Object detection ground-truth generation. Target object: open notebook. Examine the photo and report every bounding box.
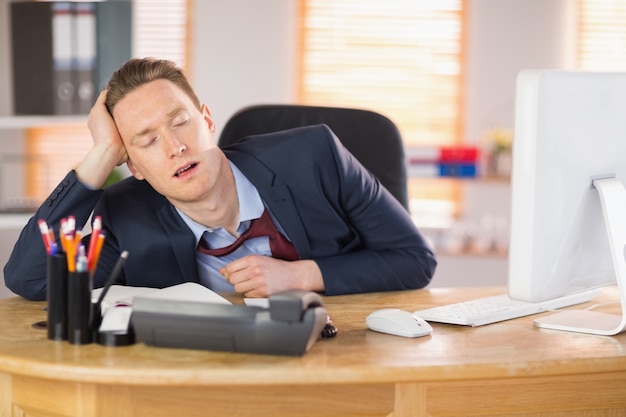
[91,282,232,332]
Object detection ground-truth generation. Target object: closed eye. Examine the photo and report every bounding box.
[172,115,190,128]
[140,136,158,148]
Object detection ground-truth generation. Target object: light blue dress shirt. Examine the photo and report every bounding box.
[177,162,283,292]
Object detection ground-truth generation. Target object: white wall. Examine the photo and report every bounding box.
[464,0,577,141]
[189,0,297,137]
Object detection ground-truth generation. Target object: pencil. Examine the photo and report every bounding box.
[89,232,106,273]
[37,219,52,254]
[73,230,83,249]
[87,216,102,268]
[65,233,76,272]
[59,218,68,252]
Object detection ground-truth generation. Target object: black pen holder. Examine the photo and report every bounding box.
[46,253,68,341]
[67,271,93,345]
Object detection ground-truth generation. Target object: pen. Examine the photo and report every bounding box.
[94,250,129,312]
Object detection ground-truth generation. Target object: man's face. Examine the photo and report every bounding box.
[112,79,223,205]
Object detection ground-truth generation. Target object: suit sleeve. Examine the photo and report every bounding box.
[3,171,103,300]
[309,126,437,295]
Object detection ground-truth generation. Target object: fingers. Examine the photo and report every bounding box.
[221,256,275,297]
[87,90,128,165]
[88,90,109,123]
[96,89,108,106]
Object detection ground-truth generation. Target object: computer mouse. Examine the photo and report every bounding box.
[366,308,433,338]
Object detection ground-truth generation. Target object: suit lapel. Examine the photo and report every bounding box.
[156,203,200,282]
[258,184,311,258]
[225,150,311,258]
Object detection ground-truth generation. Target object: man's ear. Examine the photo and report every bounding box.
[127,160,145,180]
[201,104,217,134]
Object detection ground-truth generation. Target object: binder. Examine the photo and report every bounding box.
[95,1,133,92]
[439,146,480,163]
[438,162,478,177]
[10,1,132,116]
[408,162,479,178]
[73,2,97,114]
[407,145,480,177]
[407,145,480,164]
[11,2,76,115]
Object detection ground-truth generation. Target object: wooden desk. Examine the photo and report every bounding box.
[0,286,625,417]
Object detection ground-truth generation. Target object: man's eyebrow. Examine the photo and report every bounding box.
[167,107,186,118]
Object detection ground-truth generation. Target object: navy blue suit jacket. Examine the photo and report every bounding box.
[4,125,436,300]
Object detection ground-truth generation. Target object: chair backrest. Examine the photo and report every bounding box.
[218,104,409,210]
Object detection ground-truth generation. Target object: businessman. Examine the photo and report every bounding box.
[4,58,436,301]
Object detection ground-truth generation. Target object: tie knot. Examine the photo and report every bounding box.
[197,209,298,261]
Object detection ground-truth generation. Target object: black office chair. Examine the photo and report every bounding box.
[218,104,409,210]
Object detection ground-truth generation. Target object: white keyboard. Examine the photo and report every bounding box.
[413,289,601,327]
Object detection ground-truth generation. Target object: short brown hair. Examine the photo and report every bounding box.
[105,58,201,115]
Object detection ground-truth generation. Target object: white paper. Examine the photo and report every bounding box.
[92,282,232,316]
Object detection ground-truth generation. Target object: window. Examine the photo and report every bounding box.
[297,0,465,225]
[578,0,626,71]
[298,0,464,147]
[133,0,189,67]
[25,0,189,205]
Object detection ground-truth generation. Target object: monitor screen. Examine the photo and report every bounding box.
[507,70,626,335]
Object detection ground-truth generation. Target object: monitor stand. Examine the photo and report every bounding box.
[534,177,626,336]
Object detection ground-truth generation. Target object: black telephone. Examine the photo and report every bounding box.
[131,290,329,356]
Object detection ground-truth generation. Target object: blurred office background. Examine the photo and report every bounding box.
[0,0,623,297]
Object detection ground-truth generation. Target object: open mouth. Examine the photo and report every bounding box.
[174,163,198,177]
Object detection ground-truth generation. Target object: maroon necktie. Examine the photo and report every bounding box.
[197,209,299,261]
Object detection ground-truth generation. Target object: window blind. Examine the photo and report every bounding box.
[578,0,626,71]
[298,0,464,148]
[298,0,465,225]
[133,0,189,68]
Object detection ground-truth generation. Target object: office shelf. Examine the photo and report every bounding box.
[0,115,86,129]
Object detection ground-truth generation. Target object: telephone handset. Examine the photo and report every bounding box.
[269,290,337,338]
[131,290,329,356]
[269,290,323,322]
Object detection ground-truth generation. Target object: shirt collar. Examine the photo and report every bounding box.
[176,161,264,245]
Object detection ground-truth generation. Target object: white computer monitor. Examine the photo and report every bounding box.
[508,70,626,335]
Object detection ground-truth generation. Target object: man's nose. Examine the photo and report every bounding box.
[165,134,187,157]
